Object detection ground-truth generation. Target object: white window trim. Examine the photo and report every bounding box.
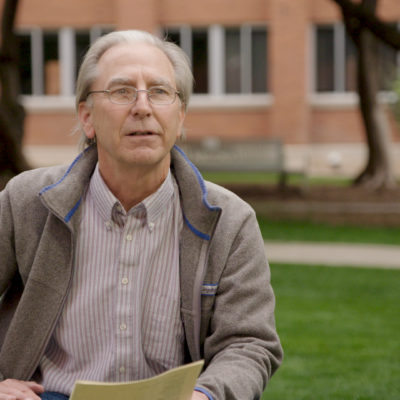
[209,25,225,95]
[59,28,75,96]
[21,95,75,112]
[309,25,316,94]
[31,27,44,95]
[189,93,273,110]
[21,93,274,112]
[180,25,192,65]
[310,91,397,109]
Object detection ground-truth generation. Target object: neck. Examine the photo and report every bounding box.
[98,158,170,211]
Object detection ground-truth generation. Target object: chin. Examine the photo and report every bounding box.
[122,149,170,168]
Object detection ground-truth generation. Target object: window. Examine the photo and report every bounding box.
[43,32,59,95]
[225,28,241,93]
[315,26,334,92]
[163,25,268,95]
[16,26,113,97]
[314,23,400,93]
[251,27,268,93]
[75,31,91,80]
[192,29,209,93]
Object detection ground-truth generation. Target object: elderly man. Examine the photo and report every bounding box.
[0,30,282,400]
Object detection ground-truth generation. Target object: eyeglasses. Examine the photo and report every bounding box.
[87,86,181,106]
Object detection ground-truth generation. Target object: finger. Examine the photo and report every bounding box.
[0,388,41,400]
[0,380,43,400]
[24,383,44,394]
[0,391,42,400]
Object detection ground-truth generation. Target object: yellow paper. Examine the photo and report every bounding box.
[70,360,204,400]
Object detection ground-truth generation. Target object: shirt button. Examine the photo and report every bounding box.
[120,323,127,331]
[126,234,133,241]
[121,277,129,285]
[105,221,112,230]
[119,366,125,373]
[148,222,155,231]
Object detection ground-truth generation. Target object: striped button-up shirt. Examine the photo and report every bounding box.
[40,165,184,394]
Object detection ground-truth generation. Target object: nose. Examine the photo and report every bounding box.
[131,90,152,118]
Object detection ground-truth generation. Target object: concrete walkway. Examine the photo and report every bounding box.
[264,241,400,269]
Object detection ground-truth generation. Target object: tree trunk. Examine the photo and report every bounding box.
[342,0,396,189]
[0,0,29,189]
[354,28,396,189]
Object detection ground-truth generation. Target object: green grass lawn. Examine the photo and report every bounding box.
[262,264,400,400]
[258,218,400,246]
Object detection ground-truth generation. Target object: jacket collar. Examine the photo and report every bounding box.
[38,144,221,240]
[171,145,221,241]
[38,146,98,230]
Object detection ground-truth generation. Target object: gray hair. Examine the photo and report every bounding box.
[75,30,193,147]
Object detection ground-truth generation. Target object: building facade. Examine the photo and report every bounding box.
[5,0,400,174]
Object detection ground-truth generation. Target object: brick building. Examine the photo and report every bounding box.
[5,0,400,175]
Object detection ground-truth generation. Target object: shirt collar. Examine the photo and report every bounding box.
[89,164,175,227]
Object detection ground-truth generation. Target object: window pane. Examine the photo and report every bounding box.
[225,28,241,93]
[192,29,208,93]
[316,26,334,92]
[75,31,90,81]
[17,33,32,94]
[252,27,267,93]
[43,32,59,95]
[164,29,180,46]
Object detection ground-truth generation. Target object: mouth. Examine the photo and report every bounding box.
[128,131,153,136]
[127,131,155,136]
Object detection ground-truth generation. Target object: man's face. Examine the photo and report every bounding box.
[79,42,185,175]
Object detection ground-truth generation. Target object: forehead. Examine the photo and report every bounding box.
[95,42,176,87]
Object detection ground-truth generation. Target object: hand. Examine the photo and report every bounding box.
[191,390,209,400]
[0,379,44,400]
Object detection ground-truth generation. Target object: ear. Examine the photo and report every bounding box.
[78,102,95,139]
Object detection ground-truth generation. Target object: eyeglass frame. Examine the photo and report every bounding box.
[86,85,181,106]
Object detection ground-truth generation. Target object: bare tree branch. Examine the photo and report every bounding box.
[331,0,400,50]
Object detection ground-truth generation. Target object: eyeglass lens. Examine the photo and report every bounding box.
[110,87,176,105]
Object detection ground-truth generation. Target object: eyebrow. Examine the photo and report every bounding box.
[107,77,174,89]
[107,77,134,89]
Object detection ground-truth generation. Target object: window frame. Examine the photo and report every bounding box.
[163,24,272,109]
[18,25,114,111]
[311,22,400,108]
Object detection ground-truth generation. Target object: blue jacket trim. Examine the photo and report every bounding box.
[39,148,90,222]
[194,387,214,400]
[174,145,221,241]
[39,150,86,195]
[174,145,221,213]
[184,215,210,241]
[201,283,218,296]
[64,198,82,223]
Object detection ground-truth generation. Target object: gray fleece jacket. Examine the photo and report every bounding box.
[0,145,282,399]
